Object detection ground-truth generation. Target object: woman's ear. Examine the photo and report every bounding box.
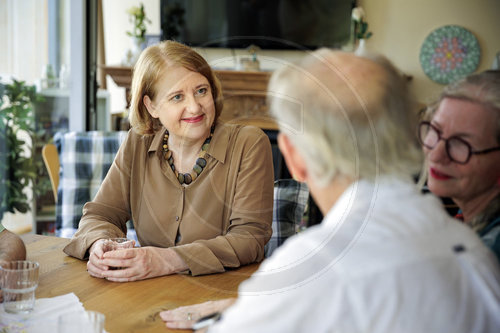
[143,95,158,118]
[277,133,307,183]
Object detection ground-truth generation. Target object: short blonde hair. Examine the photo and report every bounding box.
[268,49,422,186]
[129,40,224,135]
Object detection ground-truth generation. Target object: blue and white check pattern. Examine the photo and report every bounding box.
[54,131,129,238]
[265,179,309,257]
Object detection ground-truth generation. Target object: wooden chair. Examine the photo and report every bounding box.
[42,143,60,203]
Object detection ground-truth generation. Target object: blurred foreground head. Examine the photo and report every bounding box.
[268,49,422,187]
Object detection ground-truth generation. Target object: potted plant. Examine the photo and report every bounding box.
[0,79,48,223]
[351,7,373,55]
[126,3,151,43]
[122,3,152,66]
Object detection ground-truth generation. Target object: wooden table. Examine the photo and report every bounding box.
[22,234,258,332]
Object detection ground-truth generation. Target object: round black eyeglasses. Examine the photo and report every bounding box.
[417,121,500,164]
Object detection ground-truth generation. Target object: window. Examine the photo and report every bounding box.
[0,0,49,84]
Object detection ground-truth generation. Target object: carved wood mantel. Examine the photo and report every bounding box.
[100,66,278,130]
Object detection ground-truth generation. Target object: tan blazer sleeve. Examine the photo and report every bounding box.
[172,128,274,275]
[63,130,137,259]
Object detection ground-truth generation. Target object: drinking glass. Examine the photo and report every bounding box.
[103,238,135,252]
[0,260,40,314]
[103,238,135,270]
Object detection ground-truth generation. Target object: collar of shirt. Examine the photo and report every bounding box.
[147,122,230,164]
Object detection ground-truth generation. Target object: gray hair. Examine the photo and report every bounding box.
[424,70,500,144]
[268,49,422,186]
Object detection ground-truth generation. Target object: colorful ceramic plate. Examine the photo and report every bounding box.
[420,25,480,84]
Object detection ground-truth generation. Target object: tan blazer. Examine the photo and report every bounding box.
[63,123,274,275]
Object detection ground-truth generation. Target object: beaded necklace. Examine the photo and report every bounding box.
[162,125,214,185]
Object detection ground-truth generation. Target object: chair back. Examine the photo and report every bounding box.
[265,179,309,257]
[42,143,60,203]
[54,131,128,238]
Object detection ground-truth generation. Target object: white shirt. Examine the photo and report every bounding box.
[210,178,500,333]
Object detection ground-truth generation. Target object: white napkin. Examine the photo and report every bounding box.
[0,293,85,333]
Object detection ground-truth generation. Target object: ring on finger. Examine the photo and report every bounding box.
[187,312,193,321]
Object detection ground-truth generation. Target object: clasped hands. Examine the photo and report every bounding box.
[87,239,187,282]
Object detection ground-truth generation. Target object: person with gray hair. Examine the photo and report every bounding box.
[161,50,500,332]
[419,70,500,262]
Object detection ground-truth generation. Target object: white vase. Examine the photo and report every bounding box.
[355,39,368,56]
[121,37,144,66]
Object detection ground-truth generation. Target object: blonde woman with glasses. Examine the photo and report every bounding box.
[419,70,500,261]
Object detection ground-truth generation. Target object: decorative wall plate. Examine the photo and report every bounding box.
[420,25,480,84]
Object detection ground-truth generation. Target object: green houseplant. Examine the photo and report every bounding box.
[122,3,152,66]
[0,79,47,222]
[351,7,373,55]
[351,7,373,40]
[126,3,151,43]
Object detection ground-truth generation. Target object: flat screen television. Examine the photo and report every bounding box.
[160,0,355,50]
